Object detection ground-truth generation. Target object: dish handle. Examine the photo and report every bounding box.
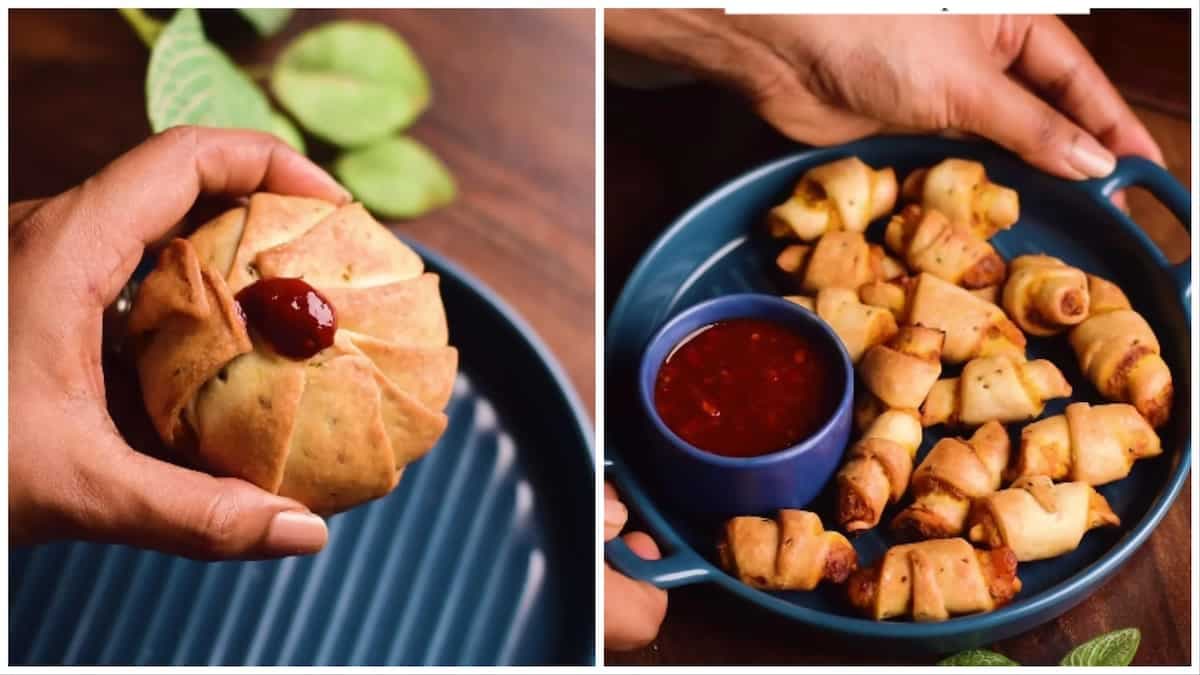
[603,461,714,589]
[1082,156,1192,311]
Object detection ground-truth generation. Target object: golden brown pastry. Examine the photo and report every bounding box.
[966,476,1119,562]
[769,157,898,241]
[717,510,858,590]
[859,326,944,410]
[785,288,899,363]
[891,421,1010,540]
[776,230,905,293]
[901,158,1019,239]
[1001,255,1090,336]
[129,194,458,514]
[836,409,923,534]
[847,538,1021,621]
[1069,274,1173,427]
[884,204,1006,289]
[907,273,1025,363]
[858,276,916,320]
[1010,402,1162,486]
[920,354,1071,428]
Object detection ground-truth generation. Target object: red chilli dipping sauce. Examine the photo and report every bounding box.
[654,318,840,458]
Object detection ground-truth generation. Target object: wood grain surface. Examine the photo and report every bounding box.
[7,8,596,417]
[603,11,1193,667]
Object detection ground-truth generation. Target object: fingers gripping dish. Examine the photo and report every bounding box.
[1010,402,1162,486]
[967,476,1120,562]
[785,289,899,363]
[776,230,905,293]
[884,204,1006,289]
[847,538,1021,622]
[891,421,1011,540]
[718,510,859,591]
[769,157,898,241]
[836,409,923,534]
[901,158,1019,240]
[1001,255,1090,336]
[920,354,1072,428]
[129,193,458,514]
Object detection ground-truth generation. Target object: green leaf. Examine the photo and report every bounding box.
[1060,628,1141,666]
[146,8,274,135]
[268,111,306,154]
[272,21,430,148]
[334,136,455,219]
[937,649,1020,666]
[237,8,294,37]
[119,8,164,48]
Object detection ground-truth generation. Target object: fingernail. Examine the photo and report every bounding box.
[264,510,327,555]
[1069,135,1116,178]
[604,498,628,531]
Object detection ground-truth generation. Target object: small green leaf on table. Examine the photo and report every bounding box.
[237,8,294,37]
[119,8,164,48]
[1060,628,1141,666]
[334,136,455,219]
[937,649,1020,666]
[272,21,430,148]
[269,111,306,153]
[146,8,274,134]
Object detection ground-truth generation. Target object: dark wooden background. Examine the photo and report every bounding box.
[604,10,1193,667]
[8,8,596,415]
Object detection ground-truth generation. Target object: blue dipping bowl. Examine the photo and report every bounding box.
[637,293,854,517]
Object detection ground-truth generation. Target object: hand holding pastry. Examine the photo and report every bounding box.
[776,230,904,293]
[836,409,923,534]
[901,158,1019,239]
[8,126,351,558]
[718,510,858,590]
[768,157,897,241]
[1011,401,1162,486]
[920,354,1071,428]
[884,204,1006,289]
[1001,254,1090,336]
[967,475,1119,561]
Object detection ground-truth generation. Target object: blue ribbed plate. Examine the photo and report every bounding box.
[605,136,1191,653]
[9,241,595,666]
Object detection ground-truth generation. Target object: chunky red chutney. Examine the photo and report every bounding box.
[654,318,839,457]
[235,277,337,359]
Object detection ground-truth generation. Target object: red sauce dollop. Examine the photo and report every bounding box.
[235,278,336,359]
[654,318,839,458]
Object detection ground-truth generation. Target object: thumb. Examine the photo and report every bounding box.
[75,437,328,560]
[954,73,1116,180]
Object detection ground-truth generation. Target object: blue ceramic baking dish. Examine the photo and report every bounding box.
[10,241,596,666]
[605,135,1191,653]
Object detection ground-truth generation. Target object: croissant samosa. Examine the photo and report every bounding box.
[859,326,944,410]
[1000,254,1090,336]
[901,158,1019,239]
[889,273,1025,363]
[846,538,1021,622]
[1069,274,1173,427]
[891,421,1010,540]
[768,157,898,241]
[884,204,1006,289]
[966,476,1120,562]
[776,230,904,293]
[920,354,1072,428]
[717,510,858,591]
[129,194,458,514]
[1010,402,1162,487]
[785,288,898,363]
[836,409,923,534]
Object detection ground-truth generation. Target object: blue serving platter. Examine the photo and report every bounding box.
[9,241,596,666]
[605,135,1191,654]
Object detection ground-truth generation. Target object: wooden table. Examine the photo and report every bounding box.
[8,8,596,417]
[604,12,1192,667]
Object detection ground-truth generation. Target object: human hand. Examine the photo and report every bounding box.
[604,483,669,651]
[606,12,1163,181]
[9,126,352,559]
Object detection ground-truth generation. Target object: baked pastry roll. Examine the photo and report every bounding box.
[717,510,858,591]
[1001,255,1090,336]
[907,273,1025,364]
[1010,402,1162,486]
[920,354,1071,428]
[1069,274,1173,427]
[776,230,905,293]
[847,538,1021,621]
[884,205,1006,289]
[768,157,898,241]
[966,476,1119,561]
[836,409,923,534]
[859,326,944,410]
[129,194,458,514]
[785,288,899,363]
[901,158,1019,239]
[891,421,1010,540]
